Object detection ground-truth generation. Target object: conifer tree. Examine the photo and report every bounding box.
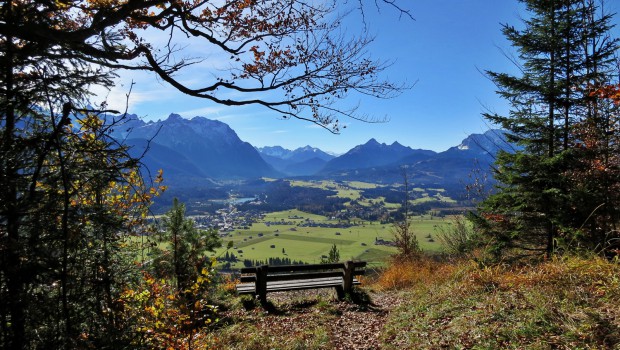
[151,198,221,292]
[322,244,341,263]
[476,0,619,259]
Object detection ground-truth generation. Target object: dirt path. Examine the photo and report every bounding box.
[219,289,402,349]
[326,292,402,350]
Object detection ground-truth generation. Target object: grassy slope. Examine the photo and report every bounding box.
[214,180,459,267]
[379,256,620,349]
[212,256,620,349]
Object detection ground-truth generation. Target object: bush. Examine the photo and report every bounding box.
[436,215,480,256]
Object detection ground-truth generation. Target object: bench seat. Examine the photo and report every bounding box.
[236,276,360,294]
[235,261,366,304]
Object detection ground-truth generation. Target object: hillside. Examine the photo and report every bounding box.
[319,139,433,174]
[211,256,620,349]
[113,113,509,202]
[317,130,508,185]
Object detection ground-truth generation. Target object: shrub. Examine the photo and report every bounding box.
[436,215,480,256]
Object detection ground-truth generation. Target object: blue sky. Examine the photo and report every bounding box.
[99,1,620,154]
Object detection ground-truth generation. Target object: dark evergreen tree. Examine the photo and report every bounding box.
[476,0,619,259]
[151,198,221,291]
[321,244,341,263]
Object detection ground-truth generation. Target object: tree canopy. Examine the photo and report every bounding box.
[1,0,407,132]
[475,0,620,260]
[1,1,410,348]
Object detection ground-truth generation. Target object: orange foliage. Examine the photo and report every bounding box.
[462,256,620,298]
[219,274,240,294]
[589,84,620,104]
[375,257,458,291]
[119,267,219,349]
[482,213,507,224]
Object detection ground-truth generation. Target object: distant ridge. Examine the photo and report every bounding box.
[256,145,335,176]
[319,138,436,174]
[314,130,509,188]
[114,113,279,182]
[111,112,509,190]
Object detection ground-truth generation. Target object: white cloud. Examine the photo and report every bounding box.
[177,105,227,118]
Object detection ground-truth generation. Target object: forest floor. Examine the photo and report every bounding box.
[214,288,402,349]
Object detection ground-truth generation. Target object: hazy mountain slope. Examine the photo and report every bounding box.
[320,139,433,173]
[126,138,205,178]
[257,145,334,176]
[316,130,509,188]
[282,157,328,176]
[118,113,279,179]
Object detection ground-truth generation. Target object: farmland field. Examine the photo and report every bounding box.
[215,209,452,268]
[146,179,464,269]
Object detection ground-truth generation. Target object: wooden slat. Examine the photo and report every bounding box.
[267,276,342,287]
[235,261,367,297]
[266,262,344,273]
[235,278,360,294]
[266,270,343,282]
[264,277,360,288]
[236,283,256,294]
[240,267,259,274]
[241,269,362,283]
[266,277,360,291]
[239,275,256,283]
[267,278,342,291]
[240,261,365,274]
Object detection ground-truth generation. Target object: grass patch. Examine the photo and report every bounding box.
[410,194,435,205]
[346,181,380,189]
[263,209,328,222]
[434,193,457,203]
[355,248,392,265]
[379,255,620,349]
[275,233,357,245]
[215,210,450,267]
[229,235,274,249]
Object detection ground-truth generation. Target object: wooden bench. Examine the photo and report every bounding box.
[236,261,366,304]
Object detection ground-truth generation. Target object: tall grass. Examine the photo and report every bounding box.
[374,256,459,291]
[379,255,620,349]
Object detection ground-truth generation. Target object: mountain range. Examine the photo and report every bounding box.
[309,130,508,187]
[113,113,509,188]
[256,145,335,176]
[113,113,278,183]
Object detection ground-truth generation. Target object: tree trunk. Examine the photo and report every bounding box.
[2,5,26,346]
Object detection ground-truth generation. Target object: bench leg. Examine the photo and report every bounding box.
[343,261,354,294]
[256,265,268,306]
[335,285,345,300]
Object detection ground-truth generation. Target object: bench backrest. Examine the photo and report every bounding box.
[239,261,366,284]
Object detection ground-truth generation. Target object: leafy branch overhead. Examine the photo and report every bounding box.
[2,1,412,348]
[1,0,407,132]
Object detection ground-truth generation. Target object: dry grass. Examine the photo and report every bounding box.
[380,255,620,349]
[219,274,239,294]
[374,256,459,291]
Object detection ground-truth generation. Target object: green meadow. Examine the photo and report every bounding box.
[144,180,461,268]
[215,209,451,268]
